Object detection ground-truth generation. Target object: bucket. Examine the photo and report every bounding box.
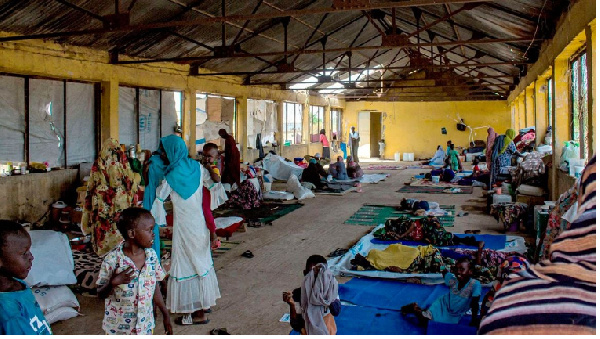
[394,152,401,162]
[403,153,414,162]
[51,201,67,223]
[432,176,440,183]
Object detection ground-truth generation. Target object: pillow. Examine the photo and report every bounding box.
[32,286,79,315]
[25,230,77,287]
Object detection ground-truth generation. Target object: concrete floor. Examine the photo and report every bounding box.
[53,163,514,335]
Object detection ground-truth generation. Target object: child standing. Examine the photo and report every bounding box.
[97,208,172,335]
[0,220,52,335]
[401,258,481,327]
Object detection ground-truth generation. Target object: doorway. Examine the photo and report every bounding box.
[357,111,382,159]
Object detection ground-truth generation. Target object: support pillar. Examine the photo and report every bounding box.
[525,84,535,128]
[184,88,196,156]
[100,79,119,142]
[237,96,248,161]
[552,57,570,199]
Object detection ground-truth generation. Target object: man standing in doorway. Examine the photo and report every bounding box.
[349,126,360,163]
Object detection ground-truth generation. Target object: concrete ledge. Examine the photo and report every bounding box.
[0,169,79,222]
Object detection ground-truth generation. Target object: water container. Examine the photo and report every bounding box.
[394,152,401,162]
[432,176,440,183]
[403,153,414,161]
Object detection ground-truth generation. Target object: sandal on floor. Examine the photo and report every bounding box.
[241,250,254,258]
[203,309,212,314]
[175,314,210,325]
[210,328,231,335]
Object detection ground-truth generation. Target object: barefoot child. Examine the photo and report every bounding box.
[401,258,481,327]
[97,208,172,335]
[0,221,52,335]
[283,255,341,335]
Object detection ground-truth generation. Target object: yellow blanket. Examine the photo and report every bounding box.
[366,244,436,270]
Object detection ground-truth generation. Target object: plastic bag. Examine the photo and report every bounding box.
[559,141,580,171]
[26,231,77,287]
[286,175,315,200]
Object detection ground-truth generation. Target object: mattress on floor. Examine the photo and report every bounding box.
[328,224,526,284]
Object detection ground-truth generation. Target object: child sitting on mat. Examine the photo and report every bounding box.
[401,258,481,327]
[0,220,52,335]
[283,255,341,335]
[97,208,172,335]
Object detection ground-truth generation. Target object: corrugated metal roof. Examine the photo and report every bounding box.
[0,0,571,100]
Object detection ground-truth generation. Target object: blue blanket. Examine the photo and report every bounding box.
[339,278,489,311]
[292,278,484,335]
[371,234,507,250]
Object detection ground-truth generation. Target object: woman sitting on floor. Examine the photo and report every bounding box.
[428,145,445,166]
[301,159,327,189]
[346,156,363,179]
[328,156,349,180]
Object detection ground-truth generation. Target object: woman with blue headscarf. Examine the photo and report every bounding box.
[143,152,166,261]
[151,135,221,325]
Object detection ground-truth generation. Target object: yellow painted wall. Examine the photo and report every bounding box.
[343,100,511,159]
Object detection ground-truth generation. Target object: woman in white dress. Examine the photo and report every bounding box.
[152,135,221,325]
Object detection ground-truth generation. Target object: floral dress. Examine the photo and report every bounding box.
[82,139,139,257]
[422,217,455,247]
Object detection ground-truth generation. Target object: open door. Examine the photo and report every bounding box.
[357,111,383,159]
[370,112,382,157]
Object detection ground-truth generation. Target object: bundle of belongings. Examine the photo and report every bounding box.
[400,198,452,217]
[510,151,546,188]
[28,231,81,324]
[261,153,304,180]
[513,128,536,152]
[490,202,528,231]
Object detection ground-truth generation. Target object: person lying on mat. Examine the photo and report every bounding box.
[381,216,485,249]
[282,255,341,335]
[401,258,481,327]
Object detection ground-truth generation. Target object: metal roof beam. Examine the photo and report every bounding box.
[114,38,537,65]
[0,0,493,43]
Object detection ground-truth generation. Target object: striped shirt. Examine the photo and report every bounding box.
[479,156,596,335]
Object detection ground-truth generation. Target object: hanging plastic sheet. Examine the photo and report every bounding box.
[118,87,137,147]
[0,75,26,162]
[161,91,181,137]
[66,82,96,165]
[138,89,160,151]
[29,79,65,168]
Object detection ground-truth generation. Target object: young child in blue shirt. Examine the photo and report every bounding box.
[97,208,172,335]
[0,220,52,335]
[401,258,481,327]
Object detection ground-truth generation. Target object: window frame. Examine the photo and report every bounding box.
[569,48,588,159]
[330,108,342,141]
[282,102,303,146]
[0,73,100,167]
[309,105,324,143]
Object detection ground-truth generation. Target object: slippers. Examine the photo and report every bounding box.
[175,315,210,325]
[210,328,230,335]
[203,309,212,314]
[241,250,254,258]
[327,248,348,257]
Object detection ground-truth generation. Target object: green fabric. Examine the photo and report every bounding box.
[129,158,145,186]
[448,150,460,171]
[501,129,517,154]
[345,205,455,227]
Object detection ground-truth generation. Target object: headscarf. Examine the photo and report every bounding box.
[143,153,166,259]
[501,129,517,154]
[82,138,139,256]
[433,146,445,160]
[486,128,498,169]
[301,263,338,335]
[161,134,200,200]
